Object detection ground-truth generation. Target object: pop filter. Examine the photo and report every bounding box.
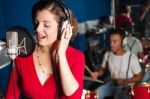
[8,26,35,57]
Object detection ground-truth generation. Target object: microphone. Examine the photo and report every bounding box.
[6,31,19,60]
[5,26,35,60]
[4,26,36,99]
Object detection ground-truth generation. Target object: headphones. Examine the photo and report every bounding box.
[54,0,71,40]
[108,29,126,48]
[32,0,71,40]
[119,29,127,47]
[120,22,133,35]
[120,22,134,47]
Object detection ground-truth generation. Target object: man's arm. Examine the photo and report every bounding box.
[91,67,105,79]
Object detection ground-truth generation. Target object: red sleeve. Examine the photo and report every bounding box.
[5,60,21,99]
[128,16,132,24]
[67,51,85,99]
[115,15,132,29]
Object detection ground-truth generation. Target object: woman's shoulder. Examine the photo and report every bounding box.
[66,46,84,59]
[67,46,84,55]
[66,46,85,69]
[15,54,33,71]
[16,54,33,62]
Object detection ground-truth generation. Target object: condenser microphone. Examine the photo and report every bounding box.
[5,26,35,60]
[5,26,36,99]
[6,31,19,60]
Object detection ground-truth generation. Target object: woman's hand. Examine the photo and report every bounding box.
[57,24,79,96]
[58,24,73,55]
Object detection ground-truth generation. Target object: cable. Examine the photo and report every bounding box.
[12,60,16,99]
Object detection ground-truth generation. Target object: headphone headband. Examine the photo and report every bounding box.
[55,1,70,22]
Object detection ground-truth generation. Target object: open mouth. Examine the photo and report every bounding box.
[37,34,46,40]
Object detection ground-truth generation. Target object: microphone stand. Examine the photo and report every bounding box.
[8,47,18,99]
[12,59,16,99]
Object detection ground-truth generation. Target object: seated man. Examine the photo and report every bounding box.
[91,29,142,99]
[121,22,144,59]
[121,23,150,82]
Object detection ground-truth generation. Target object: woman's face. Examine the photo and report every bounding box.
[34,9,58,47]
[110,34,122,52]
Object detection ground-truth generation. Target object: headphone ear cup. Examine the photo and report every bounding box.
[119,29,126,47]
[122,37,127,47]
[61,20,69,32]
[58,20,69,40]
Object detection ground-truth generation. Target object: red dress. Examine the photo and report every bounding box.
[5,46,85,99]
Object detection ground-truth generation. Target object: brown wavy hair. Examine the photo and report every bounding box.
[32,0,78,34]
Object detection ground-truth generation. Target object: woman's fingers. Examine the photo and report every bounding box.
[61,24,72,41]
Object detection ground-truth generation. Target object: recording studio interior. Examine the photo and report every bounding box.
[0,0,150,99]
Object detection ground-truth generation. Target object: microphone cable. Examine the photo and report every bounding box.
[12,60,16,99]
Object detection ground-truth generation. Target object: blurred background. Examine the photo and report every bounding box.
[0,0,150,98]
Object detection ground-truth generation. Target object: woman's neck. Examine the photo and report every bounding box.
[37,44,50,53]
[36,41,59,54]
